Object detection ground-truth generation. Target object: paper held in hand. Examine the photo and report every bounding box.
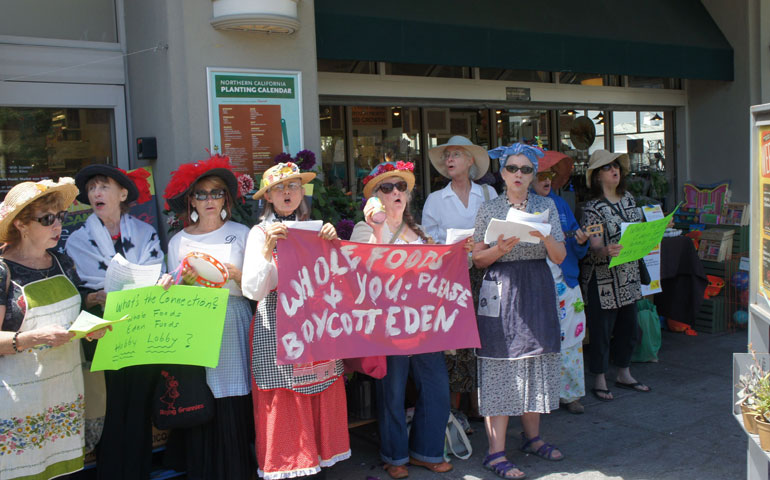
[445,228,475,245]
[284,220,323,232]
[104,253,163,293]
[68,310,130,339]
[483,208,551,244]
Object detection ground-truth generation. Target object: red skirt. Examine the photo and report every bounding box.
[253,377,350,479]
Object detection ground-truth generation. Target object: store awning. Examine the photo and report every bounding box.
[315,0,733,81]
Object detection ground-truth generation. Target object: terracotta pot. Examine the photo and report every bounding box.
[755,416,770,450]
[742,403,759,434]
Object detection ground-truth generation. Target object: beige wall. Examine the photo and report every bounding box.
[685,0,761,202]
[124,0,320,238]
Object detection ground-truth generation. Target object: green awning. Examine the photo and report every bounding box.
[315,0,733,81]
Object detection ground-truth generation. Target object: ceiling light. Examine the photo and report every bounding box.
[593,112,604,121]
[651,113,663,121]
[564,109,576,116]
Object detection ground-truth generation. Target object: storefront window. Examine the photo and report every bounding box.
[0,0,117,42]
[426,108,490,193]
[319,105,348,189]
[0,107,114,196]
[350,106,422,199]
[496,109,549,149]
[559,72,620,86]
[384,63,471,79]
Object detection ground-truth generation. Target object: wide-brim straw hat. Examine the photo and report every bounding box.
[538,151,575,191]
[0,178,78,242]
[253,162,316,200]
[362,161,416,199]
[428,136,490,180]
[164,154,240,213]
[585,150,630,188]
[75,164,139,204]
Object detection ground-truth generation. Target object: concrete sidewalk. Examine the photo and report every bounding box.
[329,329,747,480]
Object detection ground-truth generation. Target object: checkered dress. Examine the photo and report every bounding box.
[250,222,343,394]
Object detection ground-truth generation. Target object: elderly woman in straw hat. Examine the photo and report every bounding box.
[65,164,163,478]
[350,161,453,479]
[531,150,589,414]
[422,135,497,424]
[0,178,109,480]
[159,153,255,479]
[580,150,650,402]
[473,143,566,479]
[241,162,348,479]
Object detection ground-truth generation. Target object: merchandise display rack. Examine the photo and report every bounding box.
[738,103,770,479]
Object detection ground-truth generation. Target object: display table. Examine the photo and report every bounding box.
[654,236,708,324]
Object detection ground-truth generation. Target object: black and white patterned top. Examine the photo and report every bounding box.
[473,191,564,261]
[579,191,642,309]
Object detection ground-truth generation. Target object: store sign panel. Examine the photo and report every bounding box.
[207,68,303,176]
[506,87,531,102]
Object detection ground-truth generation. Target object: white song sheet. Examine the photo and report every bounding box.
[445,228,475,245]
[483,208,551,244]
[104,253,163,292]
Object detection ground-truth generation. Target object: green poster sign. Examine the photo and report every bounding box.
[91,285,229,371]
[215,74,295,99]
[608,210,677,268]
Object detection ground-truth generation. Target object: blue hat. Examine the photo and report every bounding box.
[488,143,544,172]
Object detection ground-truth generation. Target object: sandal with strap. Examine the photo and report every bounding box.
[383,463,409,479]
[519,433,564,461]
[482,451,527,479]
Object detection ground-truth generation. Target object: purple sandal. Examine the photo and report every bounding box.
[482,451,527,479]
[519,433,564,461]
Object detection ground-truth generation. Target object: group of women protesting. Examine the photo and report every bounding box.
[0,135,651,480]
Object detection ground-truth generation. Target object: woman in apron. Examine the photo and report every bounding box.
[0,178,109,480]
[241,161,347,480]
[65,164,163,479]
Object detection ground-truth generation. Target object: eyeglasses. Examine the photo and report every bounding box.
[536,171,556,181]
[600,161,620,171]
[269,182,302,193]
[504,165,534,175]
[192,189,225,201]
[377,181,408,194]
[441,149,469,161]
[36,211,67,227]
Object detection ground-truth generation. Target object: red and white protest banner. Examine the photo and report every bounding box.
[274,229,480,364]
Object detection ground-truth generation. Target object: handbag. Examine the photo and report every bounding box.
[600,198,651,285]
[152,365,215,429]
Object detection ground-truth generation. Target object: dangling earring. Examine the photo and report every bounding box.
[190,210,199,223]
[220,208,227,221]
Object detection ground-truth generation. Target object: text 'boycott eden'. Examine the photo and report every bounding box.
[277,240,473,361]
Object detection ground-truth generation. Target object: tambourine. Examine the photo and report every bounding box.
[181,252,229,288]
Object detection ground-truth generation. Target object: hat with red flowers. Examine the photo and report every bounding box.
[163,154,239,213]
[75,164,152,205]
[362,161,415,199]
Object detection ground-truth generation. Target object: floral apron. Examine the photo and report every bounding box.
[546,259,586,349]
[0,267,85,480]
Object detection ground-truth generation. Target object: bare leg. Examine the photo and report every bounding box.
[616,367,650,391]
[593,373,613,400]
[484,416,526,478]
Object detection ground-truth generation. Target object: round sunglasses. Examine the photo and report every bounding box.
[192,189,225,201]
[504,165,534,175]
[377,181,408,194]
[536,171,557,181]
[36,211,68,227]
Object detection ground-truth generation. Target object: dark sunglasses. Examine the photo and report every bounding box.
[192,189,225,201]
[504,165,534,175]
[600,161,621,171]
[536,171,556,181]
[377,181,408,194]
[36,211,68,227]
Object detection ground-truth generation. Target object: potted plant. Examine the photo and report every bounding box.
[736,346,767,434]
[753,374,770,449]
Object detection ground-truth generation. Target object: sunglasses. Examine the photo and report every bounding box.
[600,161,621,171]
[536,171,556,181]
[36,211,68,227]
[269,182,302,193]
[192,189,226,201]
[377,181,408,194]
[504,165,534,175]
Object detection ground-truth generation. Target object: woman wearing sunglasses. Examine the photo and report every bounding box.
[0,179,110,479]
[242,162,347,480]
[580,150,650,403]
[473,143,566,479]
[162,154,254,479]
[65,164,164,478]
[531,151,589,415]
[350,161,453,479]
